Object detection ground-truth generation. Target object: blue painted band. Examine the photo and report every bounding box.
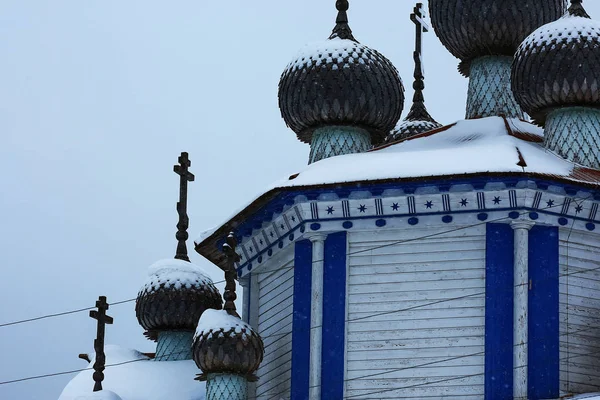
[321,232,347,400]
[291,240,312,400]
[485,223,514,399]
[528,226,559,399]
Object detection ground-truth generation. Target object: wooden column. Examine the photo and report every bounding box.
[307,233,327,400]
[511,220,534,400]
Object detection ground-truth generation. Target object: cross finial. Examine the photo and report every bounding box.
[89,296,113,392]
[173,152,195,262]
[404,3,437,123]
[222,232,241,318]
[568,0,590,18]
[329,0,357,41]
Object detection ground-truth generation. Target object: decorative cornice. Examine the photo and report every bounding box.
[231,182,599,277]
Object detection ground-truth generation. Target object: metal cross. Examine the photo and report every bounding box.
[90,296,113,392]
[173,152,195,262]
[410,3,429,77]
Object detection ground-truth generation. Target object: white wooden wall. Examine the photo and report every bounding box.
[255,258,294,399]
[346,225,486,399]
[560,227,600,394]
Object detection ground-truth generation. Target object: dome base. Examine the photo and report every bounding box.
[206,373,248,400]
[466,56,524,120]
[309,126,371,164]
[545,106,600,169]
[155,330,194,361]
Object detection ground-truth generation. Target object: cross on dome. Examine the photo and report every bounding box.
[173,152,195,262]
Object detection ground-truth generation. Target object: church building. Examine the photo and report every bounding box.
[61,0,600,399]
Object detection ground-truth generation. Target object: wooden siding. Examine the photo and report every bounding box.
[255,259,294,399]
[346,226,486,399]
[559,228,600,394]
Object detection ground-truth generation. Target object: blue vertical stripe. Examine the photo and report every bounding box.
[485,223,514,400]
[528,226,559,399]
[291,240,312,400]
[322,232,347,400]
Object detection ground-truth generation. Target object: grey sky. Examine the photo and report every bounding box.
[2,1,598,399]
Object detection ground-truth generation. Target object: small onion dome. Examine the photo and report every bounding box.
[512,1,600,125]
[386,119,442,143]
[429,0,567,76]
[192,309,264,381]
[136,259,222,341]
[278,1,404,146]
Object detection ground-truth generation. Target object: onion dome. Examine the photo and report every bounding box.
[429,0,567,76]
[278,0,404,146]
[136,259,223,341]
[387,118,442,143]
[512,0,600,125]
[192,309,264,381]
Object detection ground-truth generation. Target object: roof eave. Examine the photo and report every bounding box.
[195,170,600,271]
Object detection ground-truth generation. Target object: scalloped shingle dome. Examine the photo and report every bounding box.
[278,2,404,146]
[386,119,442,143]
[429,0,567,76]
[135,259,223,340]
[512,1,600,124]
[192,309,264,379]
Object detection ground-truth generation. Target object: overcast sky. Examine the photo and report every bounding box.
[2,1,599,399]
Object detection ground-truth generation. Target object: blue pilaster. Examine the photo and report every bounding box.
[321,232,347,399]
[485,223,514,400]
[528,226,559,399]
[291,240,312,400]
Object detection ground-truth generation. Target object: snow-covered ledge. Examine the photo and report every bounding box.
[307,233,328,400]
[511,220,534,400]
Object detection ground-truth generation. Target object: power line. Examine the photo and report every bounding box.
[0,196,595,392]
[0,194,591,330]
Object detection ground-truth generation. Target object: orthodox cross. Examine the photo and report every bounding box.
[174,152,195,262]
[90,296,113,392]
[222,232,241,318]
[410,3,429,82]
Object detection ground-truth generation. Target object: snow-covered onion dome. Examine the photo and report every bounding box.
[512,0,600,125]
[386,118,442,143]
[135,259,223,341]
[429,0,567,76]
[192,309,264,381]
[512,0,600,169]
[278,0,404,162]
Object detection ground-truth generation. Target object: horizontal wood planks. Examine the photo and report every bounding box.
[346,226,486,399]
[255,260,294,399]
[559,228,600,394]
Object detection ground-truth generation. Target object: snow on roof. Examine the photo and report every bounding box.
[195,309,253,339]
[279,117,569,188]
[75,391,122,400]
[139,259,214,295]
[195,116,598,247]
[59,345,205,400]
